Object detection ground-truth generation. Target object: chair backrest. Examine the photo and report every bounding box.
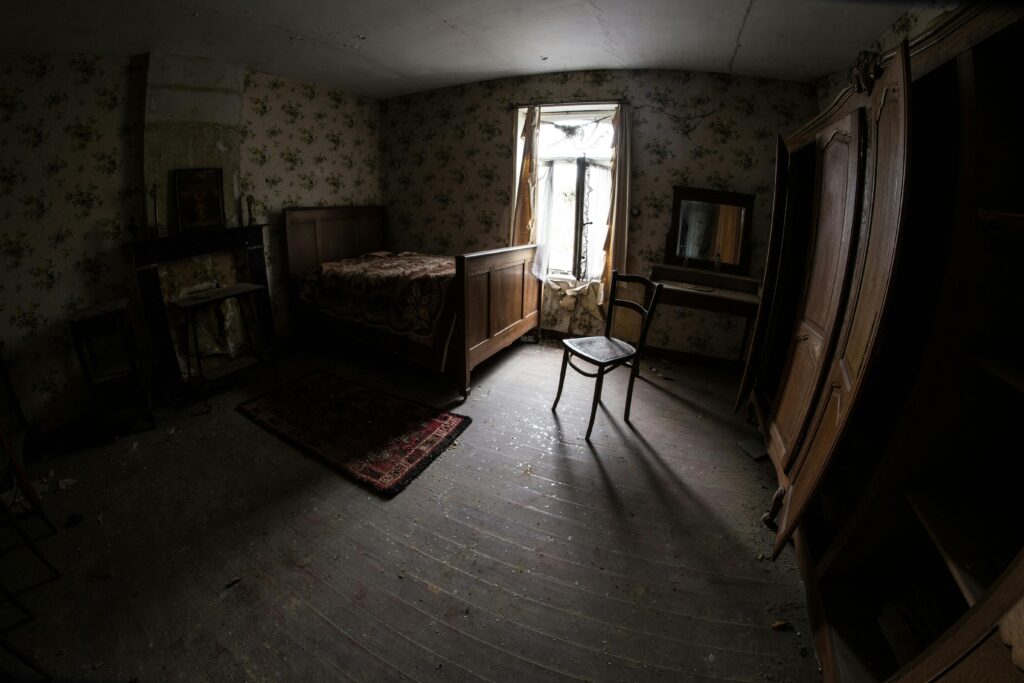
[604,270,662,354]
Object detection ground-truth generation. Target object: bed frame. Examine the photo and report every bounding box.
[284,206,541,396]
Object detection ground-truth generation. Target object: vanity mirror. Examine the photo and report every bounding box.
[664,186,754,274]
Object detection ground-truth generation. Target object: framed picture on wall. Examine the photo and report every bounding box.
[173,168,226,233]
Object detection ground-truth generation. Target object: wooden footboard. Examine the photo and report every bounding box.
[451,245,541,396]
[284,206,540,396]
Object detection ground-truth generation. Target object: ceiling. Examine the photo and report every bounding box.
[0,0,918,98]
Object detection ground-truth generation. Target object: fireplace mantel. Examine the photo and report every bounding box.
[132,225,268,267]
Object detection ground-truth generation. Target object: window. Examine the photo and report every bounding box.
[514,104,617,280]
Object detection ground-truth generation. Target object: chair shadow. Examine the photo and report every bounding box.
[551,410,627,515]
[545,358,739,540]
[637,374,753,434]
[599,402,726,524]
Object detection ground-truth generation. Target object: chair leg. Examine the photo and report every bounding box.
[624,359,641,423]
[551,348,569,411]
[585,370,605,441]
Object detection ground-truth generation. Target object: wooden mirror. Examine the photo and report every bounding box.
[664,186,754,274]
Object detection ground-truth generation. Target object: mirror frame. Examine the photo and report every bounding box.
[664,185,754,274]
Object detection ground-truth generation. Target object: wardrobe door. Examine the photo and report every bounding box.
[773,44,911,556]
[766,113,864,472]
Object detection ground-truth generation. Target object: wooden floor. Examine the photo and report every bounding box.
[2,341,819,682]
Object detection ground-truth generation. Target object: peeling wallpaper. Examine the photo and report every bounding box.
[0,54,145,425]
[380,70,817,354]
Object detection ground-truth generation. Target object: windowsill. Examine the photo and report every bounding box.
[546,274,601,284]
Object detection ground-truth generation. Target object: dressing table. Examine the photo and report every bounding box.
[650,186,761,358]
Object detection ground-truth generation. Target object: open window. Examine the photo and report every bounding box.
[513,104,618,281]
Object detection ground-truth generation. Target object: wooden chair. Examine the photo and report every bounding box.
[551,271,663,440]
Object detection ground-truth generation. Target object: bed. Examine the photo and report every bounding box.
[284,206,541,396]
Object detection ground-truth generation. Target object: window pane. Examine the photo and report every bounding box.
[545,161,578,276]
[537,116,614,162]
[584,162,612,281]
[515,105,618,280]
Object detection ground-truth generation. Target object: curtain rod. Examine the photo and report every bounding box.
[508,99,628,111]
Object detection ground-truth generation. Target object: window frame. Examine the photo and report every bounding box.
[512,103,618,281]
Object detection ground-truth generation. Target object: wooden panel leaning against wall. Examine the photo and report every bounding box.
[773,43,911,555]
[737,4,1024,680]
[764,110,864,476]
[734,137,788,413]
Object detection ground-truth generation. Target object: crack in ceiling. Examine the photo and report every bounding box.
[727,0,755,74]
[0,0,921,97]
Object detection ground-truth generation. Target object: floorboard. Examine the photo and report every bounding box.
[1,341,819,681]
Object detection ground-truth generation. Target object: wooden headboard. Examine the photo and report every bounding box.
[283,206,385,278]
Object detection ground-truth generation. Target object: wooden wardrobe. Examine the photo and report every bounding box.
[738,5,1024,680]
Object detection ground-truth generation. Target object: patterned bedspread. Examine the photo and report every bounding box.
[300,252,455,347]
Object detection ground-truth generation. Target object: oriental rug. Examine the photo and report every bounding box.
[238,371,470,496]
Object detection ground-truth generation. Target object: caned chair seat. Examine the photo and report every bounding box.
[563,336,635,365]
[550,270,662,441]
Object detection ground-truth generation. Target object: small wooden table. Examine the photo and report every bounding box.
[168,283,269,384]
[649,264,761,359]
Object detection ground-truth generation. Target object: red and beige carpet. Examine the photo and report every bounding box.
[238,371,470,496]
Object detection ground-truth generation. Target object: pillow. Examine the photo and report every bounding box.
[364,251,393,258]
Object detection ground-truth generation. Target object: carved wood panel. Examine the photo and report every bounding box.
[467,272,490,347]
[489,262,525,335]
[774,44,911,555]
[736,137,789,411]
[767,114,863,471]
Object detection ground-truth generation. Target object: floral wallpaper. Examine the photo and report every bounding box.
[239,71,382,329]
[0,55,825,424]
[380,70,817,357]
[0,54,145,425]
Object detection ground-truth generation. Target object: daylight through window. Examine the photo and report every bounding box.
[515,104,618,280]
